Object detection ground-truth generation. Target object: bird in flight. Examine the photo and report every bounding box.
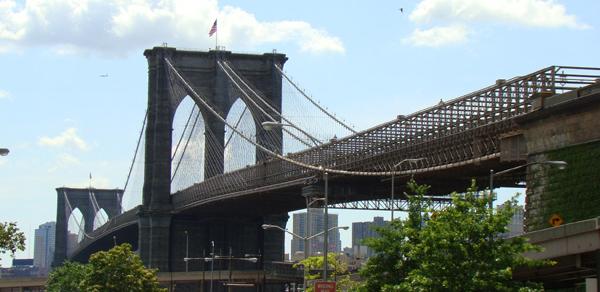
[99,74,109,77]
[399,8,404,13]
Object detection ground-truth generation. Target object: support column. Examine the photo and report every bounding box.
[138,212,172,270]
[53,190,67,267]
[141,47,176,270]
[262,214,289,262]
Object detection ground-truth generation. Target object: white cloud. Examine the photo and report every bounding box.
[39,127,89,151]
[404,25,468,47]
[404,0,588,47]
[410,0,589,29]
[48,153,80,173]
[0,0,344,55]
[0,90,9,99]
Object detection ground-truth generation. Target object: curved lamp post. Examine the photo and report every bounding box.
[261,121,333,281]
[489,160,567,209]
[262,224,349,289]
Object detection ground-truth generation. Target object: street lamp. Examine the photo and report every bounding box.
[262,224,349,288]
[185,248,259,291]
[183,240,216,292]
[489,160,567,209]
[260,121,332,281]
[184,231,189,272]
[0,148,9,156]
[261,224,349,260]
[390,158,424,220]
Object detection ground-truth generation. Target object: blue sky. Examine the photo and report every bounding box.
[0,0,598,266]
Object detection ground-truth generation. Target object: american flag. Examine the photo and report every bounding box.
[209,19,217,37]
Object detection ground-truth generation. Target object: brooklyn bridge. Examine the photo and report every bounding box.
[52,47,600,290]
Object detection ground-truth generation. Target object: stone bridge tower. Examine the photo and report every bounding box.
[53,187,123,267]
[141,47,288,272]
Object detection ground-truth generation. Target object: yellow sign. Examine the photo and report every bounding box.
[549,214,564,227]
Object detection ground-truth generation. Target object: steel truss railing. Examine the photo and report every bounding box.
[172,65,600,210]
[329,198,452,211]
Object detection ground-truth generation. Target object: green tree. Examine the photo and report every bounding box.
[47,261,89,292]
[0,222,26,266]
[82,243,165,292]
[47,244,165,292]
[359,181,431,291]
[294,254,359,292]
[361,181,548,291]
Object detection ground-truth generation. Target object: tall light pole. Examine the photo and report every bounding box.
[489,160,567,209]
[185,250,258,291]
[261,121,331,281]
[210,241,215,292]
[390,158,424,220]
[184,231,189,272]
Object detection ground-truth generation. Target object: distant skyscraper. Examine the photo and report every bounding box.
[352,216,389,259]
[498,203,525,238]
[33,222,56,272]
[291,209,341,260]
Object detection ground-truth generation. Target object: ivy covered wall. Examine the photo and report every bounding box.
[525,141,600,231]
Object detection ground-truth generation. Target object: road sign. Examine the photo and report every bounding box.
[549,214,564,227]
[315,281,336,292]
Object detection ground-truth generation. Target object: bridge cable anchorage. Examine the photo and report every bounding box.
[274,64,357,134]
[218,60,319,148]
[164,57,433,177]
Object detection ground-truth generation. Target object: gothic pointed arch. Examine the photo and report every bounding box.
[224,98,256,172]
[171,96,206,192]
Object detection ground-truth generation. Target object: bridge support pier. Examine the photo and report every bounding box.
[139,212,173,270]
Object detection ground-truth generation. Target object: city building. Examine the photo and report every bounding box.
[498,203,525,238]
[352,216,389,259]
[290,209,341,260]
[0,258,39,279]
[33,221,56,273]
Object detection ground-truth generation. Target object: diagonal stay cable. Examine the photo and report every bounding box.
[219,60,318,148]
[171,108,202,182]
[123,109,148,195]
[172,104,198,160]
[165,57,433,177]
[224,103,248,149]
[275,64,357,134]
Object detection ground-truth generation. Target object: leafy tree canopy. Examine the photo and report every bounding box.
[47,261,89,292]
[361,180,548,292]
[47,243,165,292]
[294,254,360,292]
[0,222,26,266]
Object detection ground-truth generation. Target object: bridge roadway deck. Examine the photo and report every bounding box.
[172,65,598,214]
[71,66,600,262]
